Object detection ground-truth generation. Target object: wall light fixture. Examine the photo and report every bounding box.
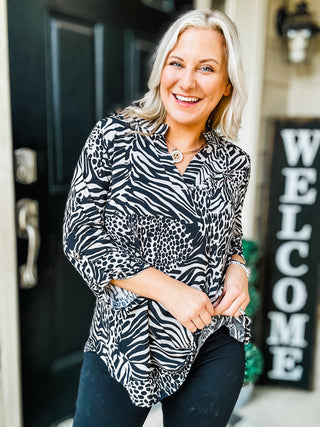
[276,1,320,64]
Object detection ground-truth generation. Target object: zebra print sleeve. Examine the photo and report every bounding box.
[229,155,251,260]
[63,120,151,297]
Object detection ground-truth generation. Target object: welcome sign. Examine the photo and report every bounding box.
[261,118,320,389]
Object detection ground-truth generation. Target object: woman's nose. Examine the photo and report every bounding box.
[178,68,196,91]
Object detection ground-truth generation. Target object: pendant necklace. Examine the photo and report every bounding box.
[166,137,207,164]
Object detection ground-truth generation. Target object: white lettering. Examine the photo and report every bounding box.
[272,277,308,312]
[277,205,312,240]
[275,241,309,277]
[281,129,320,167]
[266,312,309,346]
[280,168,317,204]
[268,346,303,381]
[267,126,319,386]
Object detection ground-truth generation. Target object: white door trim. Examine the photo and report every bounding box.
[0,0,23,426]
[225,0,268,240]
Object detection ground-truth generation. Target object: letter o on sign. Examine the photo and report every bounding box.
[272,277,307,313]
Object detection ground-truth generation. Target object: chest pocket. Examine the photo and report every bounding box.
[191,172,238,217]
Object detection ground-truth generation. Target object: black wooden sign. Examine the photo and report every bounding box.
[260,118,320,389]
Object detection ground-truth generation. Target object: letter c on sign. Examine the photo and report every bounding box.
[275,241,309,277]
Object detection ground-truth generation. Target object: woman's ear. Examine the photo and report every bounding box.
[224,82,232,97]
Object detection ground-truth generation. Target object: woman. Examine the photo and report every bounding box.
[63,8,251,427]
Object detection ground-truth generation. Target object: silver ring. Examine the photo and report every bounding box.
[238,308,245,315]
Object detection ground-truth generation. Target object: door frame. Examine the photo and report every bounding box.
[0,1,22,426]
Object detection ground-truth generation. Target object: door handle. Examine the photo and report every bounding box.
[16,198,40,288]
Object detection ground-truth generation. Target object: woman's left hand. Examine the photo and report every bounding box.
[213,258,250,317]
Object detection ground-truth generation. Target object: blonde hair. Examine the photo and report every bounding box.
[121,9,247,140]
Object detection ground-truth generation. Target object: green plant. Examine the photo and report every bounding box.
[242,239,264,384]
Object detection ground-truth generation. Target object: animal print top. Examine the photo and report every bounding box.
[63,113,251,407]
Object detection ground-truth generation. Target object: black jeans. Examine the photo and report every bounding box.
[73,327,245,427]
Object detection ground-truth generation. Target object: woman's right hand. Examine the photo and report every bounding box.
[111,267,214,333]
[159,281,215,333]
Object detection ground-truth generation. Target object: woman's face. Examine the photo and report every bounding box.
[160,27,231,132]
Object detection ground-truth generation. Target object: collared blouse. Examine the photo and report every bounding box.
[63,113,251,407]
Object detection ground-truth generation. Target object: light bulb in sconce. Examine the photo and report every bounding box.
[287,28,312,63]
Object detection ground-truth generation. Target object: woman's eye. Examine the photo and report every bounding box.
[200,65,214,73]
[169,61,183,68]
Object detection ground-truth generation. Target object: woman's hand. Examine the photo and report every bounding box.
[111,267,214,333]
[213,258,250,317]
[160,281,215,333]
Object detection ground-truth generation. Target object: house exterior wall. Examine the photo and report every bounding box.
[260,0,320,233]
[286,1,320,116]
[235,0,320,240]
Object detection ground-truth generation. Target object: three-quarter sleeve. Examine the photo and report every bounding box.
[229,156,251,259]
[63,120,151,298]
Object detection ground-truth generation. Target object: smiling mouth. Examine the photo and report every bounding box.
[174,94,201,103]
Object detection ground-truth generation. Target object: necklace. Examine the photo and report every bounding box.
[166,136,207,163]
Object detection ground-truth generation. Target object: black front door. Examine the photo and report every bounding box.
[7,0,192,425]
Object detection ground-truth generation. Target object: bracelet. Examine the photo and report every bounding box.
[228,260,250,278]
